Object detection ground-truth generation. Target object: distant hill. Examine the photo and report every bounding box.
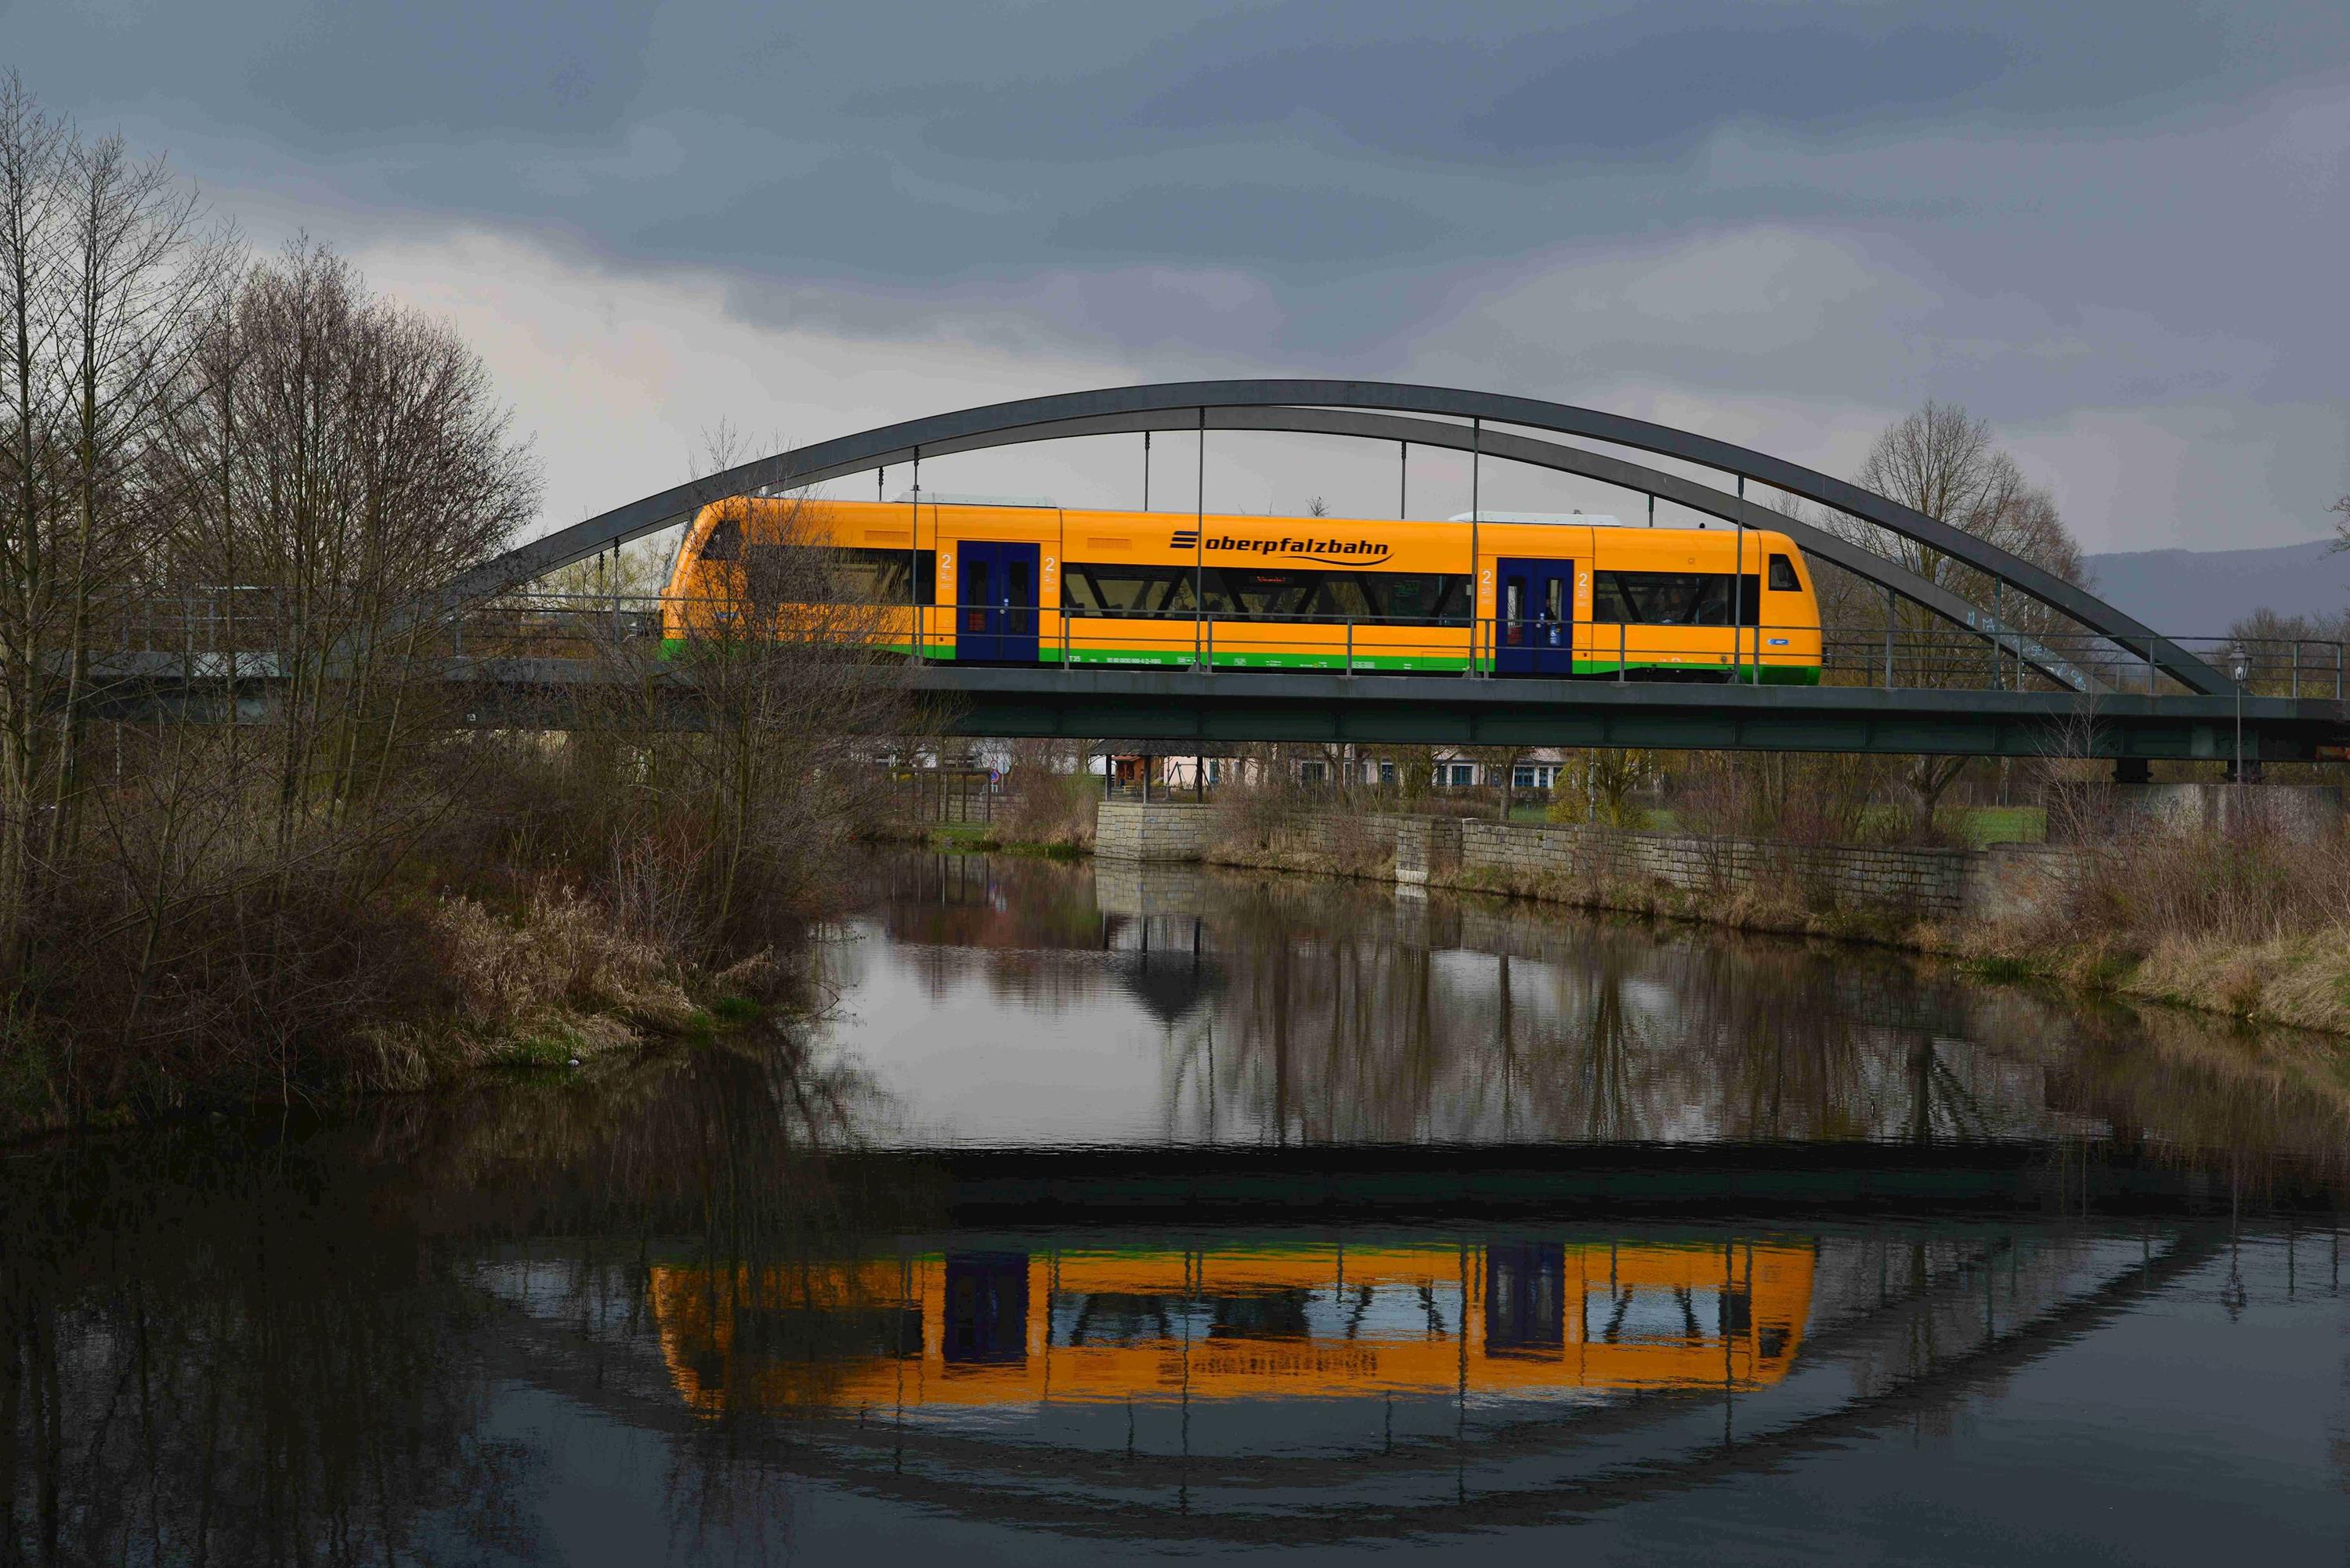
[2081,539,2348,635]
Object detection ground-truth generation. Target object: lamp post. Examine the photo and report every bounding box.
[2232,659,2247,789]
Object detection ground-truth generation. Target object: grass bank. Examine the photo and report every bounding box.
[923,822,1086,858]
[0,871,813,1142]
[1945,822,2350,1036]
[1182,790,2350,1039]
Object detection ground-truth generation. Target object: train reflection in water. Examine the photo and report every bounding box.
[653,1238,1813,1414]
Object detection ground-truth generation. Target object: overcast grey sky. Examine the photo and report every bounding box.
[6,0,2347,554]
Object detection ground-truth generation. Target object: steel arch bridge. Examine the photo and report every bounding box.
[389,380,2349,761]
[448,378,2224,695]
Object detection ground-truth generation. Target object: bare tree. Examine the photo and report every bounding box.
[1464,744,1524,820]
[0,73,66,969]
[157,242,535,846]
[52,127,230,827]
[0,74,234,967]
[1813,399,2088,831]
[1551,747,1654,829]
[562,478,920,956]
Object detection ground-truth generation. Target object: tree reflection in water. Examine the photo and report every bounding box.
[1,1126,533,1565]
[9,854,2350,1562]
[1051,860,2350,1165]
[1,1024,913,1568]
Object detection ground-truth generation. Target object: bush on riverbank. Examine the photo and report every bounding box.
[1,721,899,1130]
[1174,782,2350,1036]
[0,91,917,1130]
[1961,811,2350,1033]
[997,769,1099,850]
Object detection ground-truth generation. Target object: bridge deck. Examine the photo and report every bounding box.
[414,657,2340,760]
[895,664,2343,759]
[90,652,2348,758]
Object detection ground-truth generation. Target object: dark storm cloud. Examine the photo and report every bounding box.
[9,0,662,141]
[859,1,2326,168]
[5,0,2345,546]
[9,0,2342,303]
[1047,181,1430,265]
[1459,25,2013,154]
[240,0,662,139]
[915,19,2014,164]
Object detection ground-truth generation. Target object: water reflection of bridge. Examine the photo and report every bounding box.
[479,1216,2225,1548]
[651,1240,1817,1415]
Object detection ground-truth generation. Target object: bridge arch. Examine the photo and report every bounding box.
[446,380,2219,694]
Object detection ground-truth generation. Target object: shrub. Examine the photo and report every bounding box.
[999,769,1098,848]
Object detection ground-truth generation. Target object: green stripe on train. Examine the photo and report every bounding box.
[660,638,1820,685]
[1053,647,1471,672]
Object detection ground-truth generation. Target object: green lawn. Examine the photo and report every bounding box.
[1502,800,2044,844]
[1952,805,2045,846]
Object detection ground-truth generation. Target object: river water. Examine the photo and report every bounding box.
[7,851,2349,1564]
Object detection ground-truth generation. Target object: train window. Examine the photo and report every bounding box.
[725,544,935,604]
[1065,564,1466,623]
[1318,575,1374,620]
[1063,563,1199,616]
[838,547,936,604]
[700,516,741,561]
[1279,571,1467,625]
[1361,572,1470,627]
[1593,571,1762,626]
[1223,569,1319,618]
[1768,554,1800,593]
[1053,1293,1186,1349]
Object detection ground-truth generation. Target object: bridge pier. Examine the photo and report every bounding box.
[1393,816,1462,887]
[1095,799,1217,862]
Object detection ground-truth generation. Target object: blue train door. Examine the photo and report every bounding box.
[956,541,1040,663]
[942,1252,1029,1364]
[1495,558,1574,676]
[1484,1242,1567,1355]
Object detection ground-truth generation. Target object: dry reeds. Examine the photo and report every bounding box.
[997,768,1097,850]
[1975,804,2350,1031]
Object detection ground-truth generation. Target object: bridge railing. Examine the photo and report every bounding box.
[90,590,2350,701]
[1820,630,2348,699]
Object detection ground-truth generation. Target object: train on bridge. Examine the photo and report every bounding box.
[662,497,1825,684]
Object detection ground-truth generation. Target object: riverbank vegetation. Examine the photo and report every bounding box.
[1159,767,2350,1037]
[996,740,1100,850]
[1954,805,2350,1035]
[0,83,913,1131]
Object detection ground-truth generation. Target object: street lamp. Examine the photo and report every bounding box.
[2232,659,2247,789]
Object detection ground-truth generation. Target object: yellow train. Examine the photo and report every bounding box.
[662,497,1824,683]
[651,1239,1815,1414]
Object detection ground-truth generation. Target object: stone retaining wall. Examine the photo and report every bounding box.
[1455,820,1977,916]
[1099,800,2077,924]
[1271,811,1406,865]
